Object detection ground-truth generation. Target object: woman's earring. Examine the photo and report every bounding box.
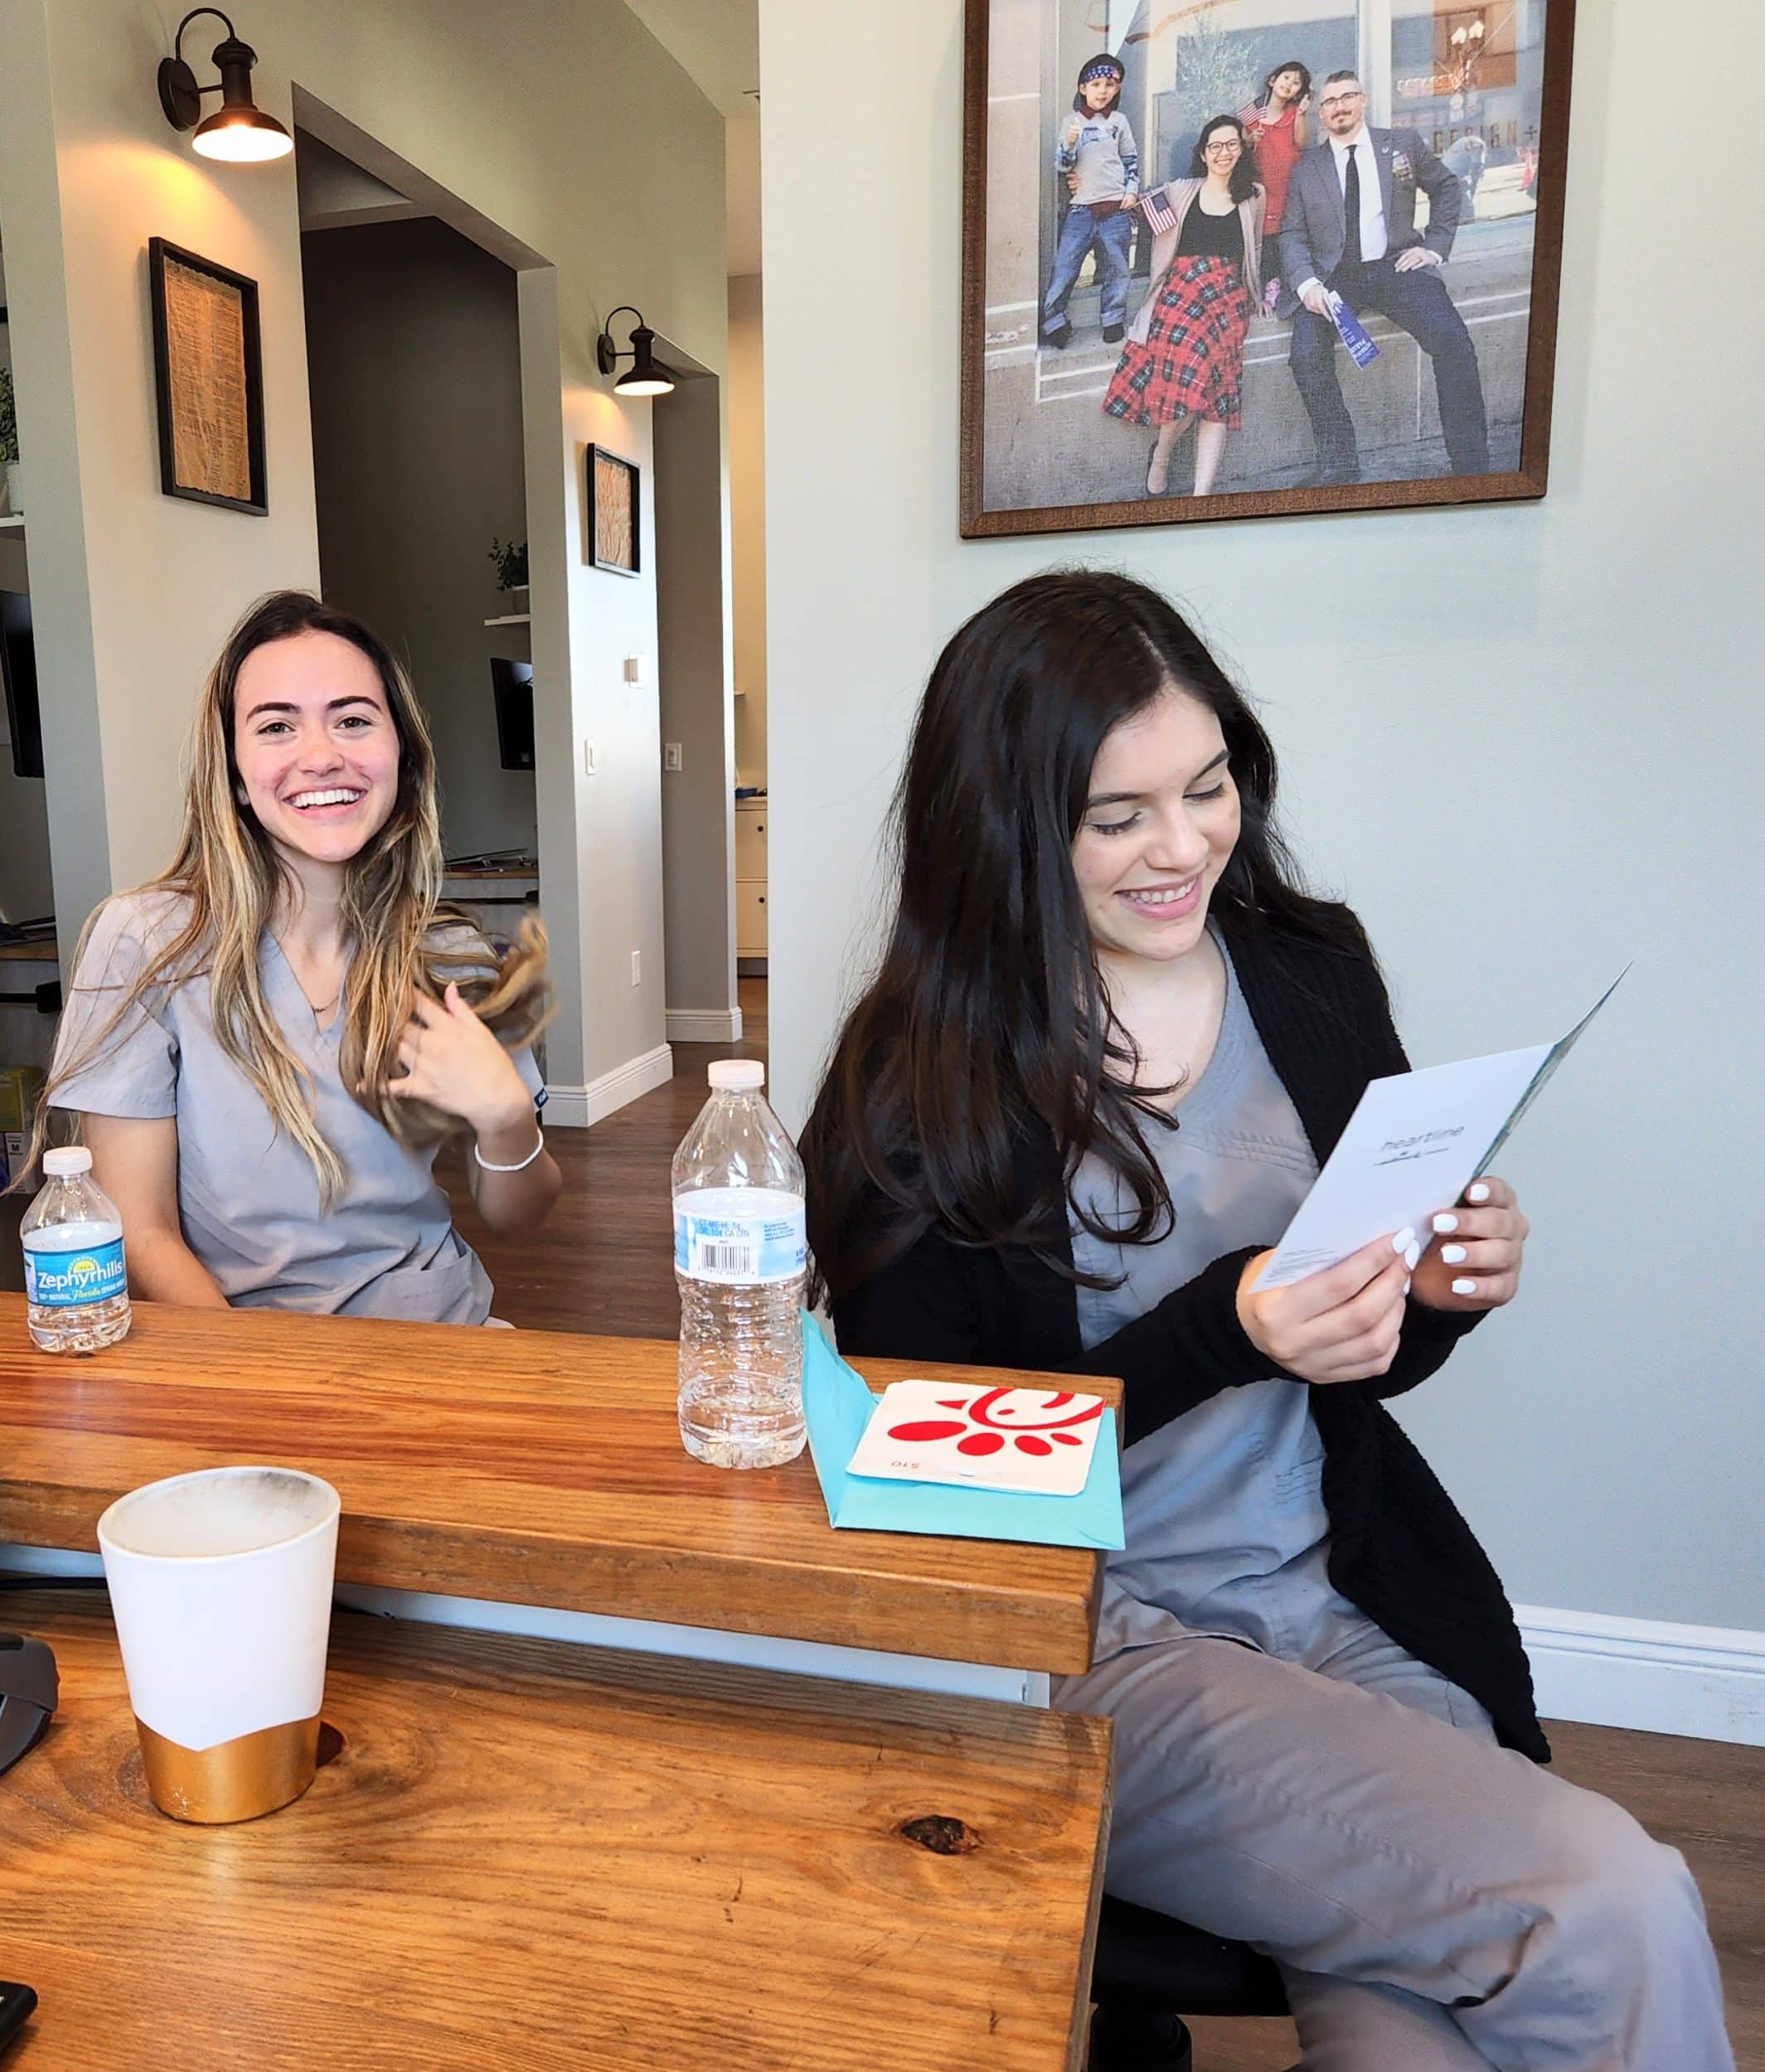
[235,783,249,808]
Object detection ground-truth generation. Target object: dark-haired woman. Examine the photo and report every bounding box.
[27,591,559,1320]
[1237,59,1311,295]
[803,573,1732,2071]
[1105,116,1263,497]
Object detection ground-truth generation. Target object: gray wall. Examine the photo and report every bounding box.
[653,375,737,1021]
[759,0,1765,1634]
[303,217,536,860]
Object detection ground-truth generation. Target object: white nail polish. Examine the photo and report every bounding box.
[1452,1277,1476,1295]
[1393,1227,1415,1254]
[1441,1244,1467,1265]
[1467,1184,1491,1204]
[1404,1242,1421,1271]
[1433,1213,1459,1234]
[1403,1277,1412,1296]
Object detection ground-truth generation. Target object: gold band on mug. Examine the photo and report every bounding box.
[134,1713,321,1824]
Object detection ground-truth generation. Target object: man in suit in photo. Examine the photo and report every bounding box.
[1277,70,1491,485]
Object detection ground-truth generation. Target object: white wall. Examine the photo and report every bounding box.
[727,273,767,785]
[759,0,1765,1633]
[0,0,727,1104]
[654,374,739,1028]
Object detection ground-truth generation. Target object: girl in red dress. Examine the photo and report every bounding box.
[1237,60,1312,306]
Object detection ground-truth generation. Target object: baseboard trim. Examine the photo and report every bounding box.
[665,1007,744,1043]
[1516,1605,1765,1747]
[543,1043,674,1129]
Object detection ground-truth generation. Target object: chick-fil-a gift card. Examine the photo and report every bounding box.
[845,1382,1107,1498]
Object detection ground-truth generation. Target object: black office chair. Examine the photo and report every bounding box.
[1089,1893,1289,2072]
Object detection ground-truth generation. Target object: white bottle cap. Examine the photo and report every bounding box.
[43,1146,94,1177]
[708,1059,765,1092]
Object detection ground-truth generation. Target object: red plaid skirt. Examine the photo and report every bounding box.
[1104,255,1253,429]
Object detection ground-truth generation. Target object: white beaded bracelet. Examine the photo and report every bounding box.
[473,1126,546,1174]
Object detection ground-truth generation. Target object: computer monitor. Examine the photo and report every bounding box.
[490,656,534,772]
[0,591,42,782]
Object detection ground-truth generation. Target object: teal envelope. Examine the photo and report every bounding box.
[801,1314,1125,1550]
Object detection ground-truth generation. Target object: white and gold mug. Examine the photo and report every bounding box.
[97,1465,341,1823]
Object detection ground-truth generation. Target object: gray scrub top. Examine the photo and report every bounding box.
[50,889,543,1324]
[1070,932,1364,1664]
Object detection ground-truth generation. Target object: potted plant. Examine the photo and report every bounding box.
[488,535,529,612]
[0,365,21,518]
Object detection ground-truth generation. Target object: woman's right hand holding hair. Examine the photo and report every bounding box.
[1236,1228,1419,1384]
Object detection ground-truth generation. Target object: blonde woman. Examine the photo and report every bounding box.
[24,591,559,1322]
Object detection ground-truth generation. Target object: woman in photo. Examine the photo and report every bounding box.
[26,589,560,1322]
[802,571,1733,2072]
[1104,116,1263,498]
[1236,58,1311,302]
[1040,53,1140,350]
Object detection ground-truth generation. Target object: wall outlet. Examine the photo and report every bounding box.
[583,739,599,777]
[663,743,682,772]
[631,951,642,987]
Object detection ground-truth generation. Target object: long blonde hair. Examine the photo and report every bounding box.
[22,590,550,1202]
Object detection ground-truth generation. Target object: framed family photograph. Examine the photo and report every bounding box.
[147,238,267,516]
[959,0,1575,537]
[586,444,641,576]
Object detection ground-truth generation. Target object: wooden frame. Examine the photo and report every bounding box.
[586,443,641,576]
[959,0,1576,537]
[147,239,267,516]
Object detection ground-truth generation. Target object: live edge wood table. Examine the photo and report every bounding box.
[0,1590,1111,2072]
[0,1298,1122,2069]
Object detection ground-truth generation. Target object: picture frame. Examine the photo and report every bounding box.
[959,0,1576,538]
[586,444,641,576]
[147,238,267,516]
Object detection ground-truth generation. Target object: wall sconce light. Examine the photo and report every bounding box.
[158,9,293,163]
[595,308,676,399]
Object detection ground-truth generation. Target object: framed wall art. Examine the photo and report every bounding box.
[148,238,267,515]
[586,444,640,576]
[959,0,1575,536]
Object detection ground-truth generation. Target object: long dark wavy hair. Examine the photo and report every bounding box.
[802,570,1369,1302]
[1190,116,1260,204]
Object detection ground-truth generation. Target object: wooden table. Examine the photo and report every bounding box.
[0,1591,1112,2071]
[0,1297,1117,1682]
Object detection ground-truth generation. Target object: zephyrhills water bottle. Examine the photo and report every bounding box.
[21,1145,132,1353]
[672,1059,807,1469]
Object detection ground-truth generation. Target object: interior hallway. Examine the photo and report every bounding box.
[444,975,1763,2072]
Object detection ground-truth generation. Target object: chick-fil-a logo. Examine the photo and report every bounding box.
[887,1388,1104,1459]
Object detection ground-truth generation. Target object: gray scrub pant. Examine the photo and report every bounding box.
[1057,1617,1734,2070]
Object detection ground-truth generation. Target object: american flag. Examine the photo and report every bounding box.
[1138,186,1181,235]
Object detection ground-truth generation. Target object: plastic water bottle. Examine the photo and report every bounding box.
[672,1059,807,1469]
[21,1146,132,1354]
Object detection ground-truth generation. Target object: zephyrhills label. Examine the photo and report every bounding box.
[674,1187,806,1285]
[25,1237,128,1308]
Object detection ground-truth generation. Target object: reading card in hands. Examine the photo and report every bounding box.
[845,1381,1107,1497]
[1250,970,1626,1293]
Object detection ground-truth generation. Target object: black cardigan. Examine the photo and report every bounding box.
[825,907,1548,1761]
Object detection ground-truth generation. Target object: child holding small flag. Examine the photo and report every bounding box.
[1040,54,1139,350]
[1104,116,1265,498]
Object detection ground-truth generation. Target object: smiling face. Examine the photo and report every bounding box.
[1200,121,1244,172]
[1319,76,1367,136]
[1070,687,1241,969]
[231,630,401,880]
[1270,66,1306,103]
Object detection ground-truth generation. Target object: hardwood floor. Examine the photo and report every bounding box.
[434,975,769,1339]
[10,975,1762,2065]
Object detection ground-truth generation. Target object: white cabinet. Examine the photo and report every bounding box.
[735,798,767,958]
